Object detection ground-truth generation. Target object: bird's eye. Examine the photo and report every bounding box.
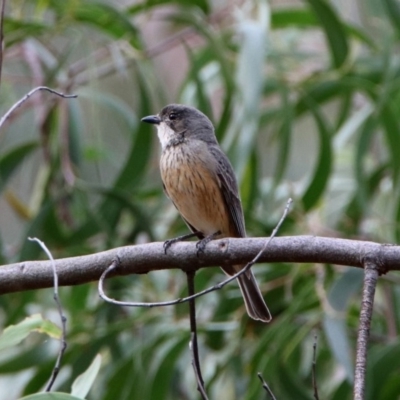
[169,112,177,120]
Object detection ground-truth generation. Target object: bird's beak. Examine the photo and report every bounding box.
[141,115,161,125]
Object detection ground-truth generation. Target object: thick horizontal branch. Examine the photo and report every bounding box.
[0,236,398,295]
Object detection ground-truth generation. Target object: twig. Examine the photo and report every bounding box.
[312,334,319,400]
[0,0,6,90]
[98,199,293,308]
[187,271,209,400]
[353,261,378,400]
[28,237,67,392]
[0,86,77,131]
[257,373,277,400]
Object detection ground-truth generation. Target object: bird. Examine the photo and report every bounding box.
[141,104,271,322]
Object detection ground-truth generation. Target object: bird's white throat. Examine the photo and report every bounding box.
[156,122,175,149]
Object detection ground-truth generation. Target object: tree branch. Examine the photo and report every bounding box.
[187,271,208,400]
[0,236,397,295]
[353,260,378,400]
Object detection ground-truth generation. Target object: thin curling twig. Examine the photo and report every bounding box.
[187,271,209,400]
[28,237,67,392]
[98,198,293,309]
[257,373,277,400]
[353,261,378,400]
[0,86,77,131]
[312,334,319,400]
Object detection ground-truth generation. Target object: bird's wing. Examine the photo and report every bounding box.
[209,145,246,238]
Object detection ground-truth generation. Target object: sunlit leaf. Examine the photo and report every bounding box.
[328,268,363,312]
[323,315,353,382]
[0,314,61,352]
[20,393,85,400]
[71,354,102,398]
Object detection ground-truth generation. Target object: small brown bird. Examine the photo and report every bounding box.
[142,104,271,322]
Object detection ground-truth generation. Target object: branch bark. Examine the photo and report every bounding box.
[353,261,378,400]
[0,236,397,295]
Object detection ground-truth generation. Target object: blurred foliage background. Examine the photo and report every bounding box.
[1,0,400,399]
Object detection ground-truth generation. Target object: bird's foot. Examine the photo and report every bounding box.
[195,231,221,256]
[163,231,201,254]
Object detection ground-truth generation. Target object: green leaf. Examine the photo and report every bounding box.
[113,69,154,191]
[396,195,400,242]
[306,0,349,68]
[18,201,68,260]
[50,1,141,48]
[323,269,363,382]
[331,380,352,400]
[182,44,213,120]
[128,0,210,15]
[0,343,52,373]
[334,102,373,149]
[0,314,61,352]
[0,142,38,193]
[20,393,85,400]
[323,315,353,382]
[382,0,400,36]
[380,103,400,183]
[301,101,333,211]
[3,18,47,47]
[296,80,344,116]
[168,11,235,139]
[271,8,318,27]
[339,165,388,234]
[367,344,400,400]
[271,8,375,48]
[241,150,258,215]
[71,354,102,398]
[71,66,155,242]
[149,336,188,399]
[353,117,377,213]
[103,356,139,400]
[274,88,293,184]
[277,361,313,399]
[328,268,363,312]
[77,89,137,132]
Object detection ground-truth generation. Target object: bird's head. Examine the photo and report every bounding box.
[141,104,216,148]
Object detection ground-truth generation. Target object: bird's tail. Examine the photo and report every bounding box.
[235,265,271,323]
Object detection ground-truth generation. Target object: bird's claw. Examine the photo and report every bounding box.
[195,231,220,257]
[163,239,176,254]
[195,239,207,256]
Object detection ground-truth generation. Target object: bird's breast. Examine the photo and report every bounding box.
[160,144,230,236]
